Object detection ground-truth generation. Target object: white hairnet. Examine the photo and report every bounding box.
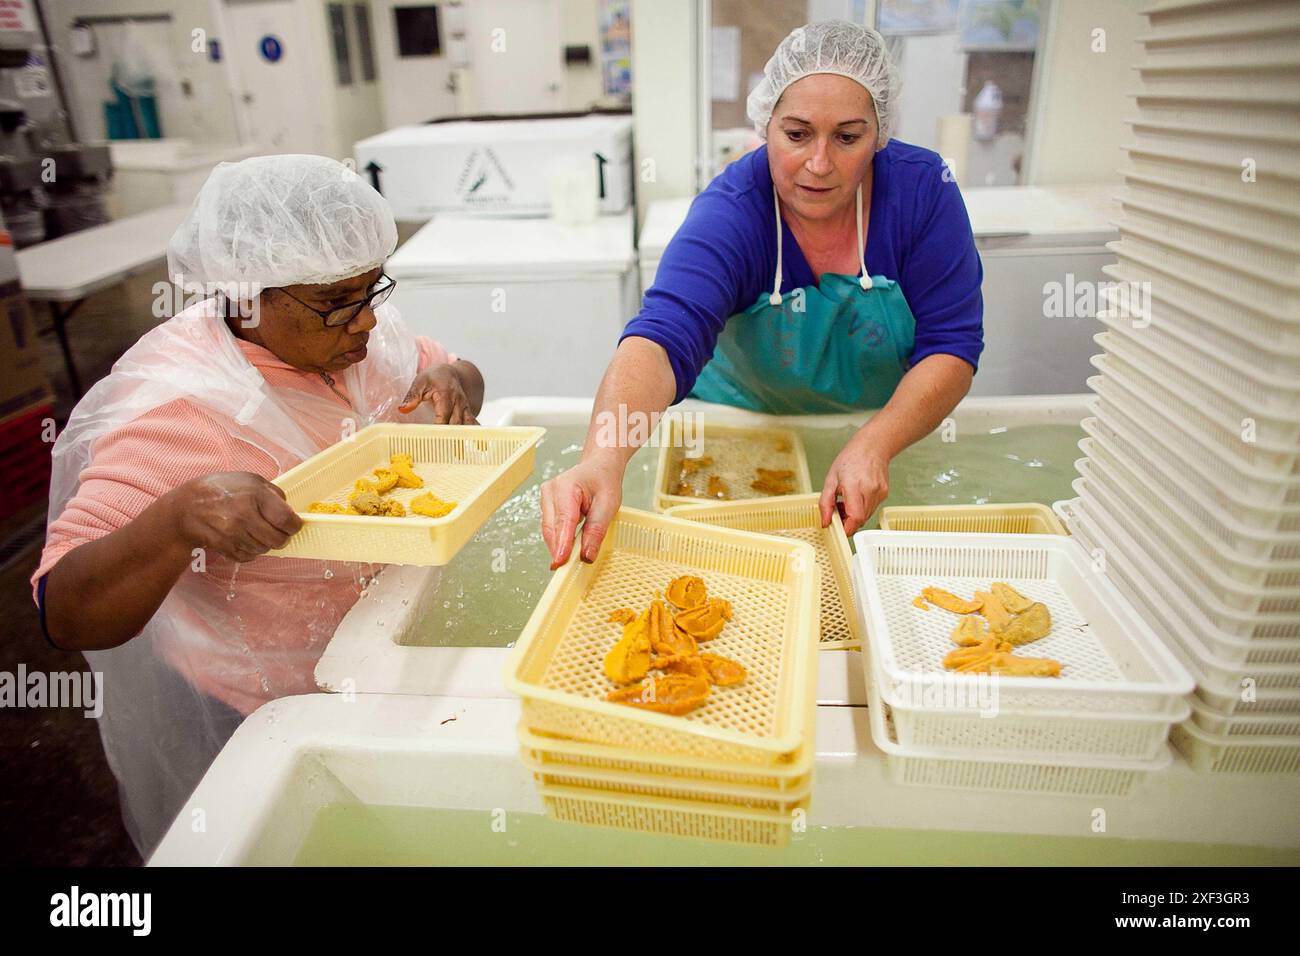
[168,154,398,296]
[747,20,900,146]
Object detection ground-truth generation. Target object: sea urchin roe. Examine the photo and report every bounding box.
[606,674,710,715]
[607,608,636,625]
[921,587,983,615]
[974,590,1012,631]
[674,597,732,641]
[679,455,713,476]
[991,581,1033,614]
[604,608,653,684]
[995,601,1052,646]
[347,489,387,516]
[307,501,349,514]
[706,475,730,499]
[665,575,707,609]
[387,453,424,489]
[698,653,746,686]
[369,468,401,494]
[410,492,456,518]
[950,615,987,646]
[751,467,796,496]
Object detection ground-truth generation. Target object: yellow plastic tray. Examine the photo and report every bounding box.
[878,503,1067,535]
[504,507,820,765]
[269,423,544,566]
[653,419,812,512]
[518,724,814,792]
[520,749,812,812]
[666,494,861,650]
[538,784,807,847]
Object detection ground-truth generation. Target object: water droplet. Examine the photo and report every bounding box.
[226,592,235,602]
[324,568,334,579]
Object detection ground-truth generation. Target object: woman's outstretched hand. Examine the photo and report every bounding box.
[539,456,625,570]
[818,429,891,536]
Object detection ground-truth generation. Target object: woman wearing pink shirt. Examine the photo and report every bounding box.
[33,155,481,855]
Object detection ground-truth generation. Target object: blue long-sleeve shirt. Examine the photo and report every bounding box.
[622,140,985,404]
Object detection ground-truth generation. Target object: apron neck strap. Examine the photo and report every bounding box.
[769,181,869,306]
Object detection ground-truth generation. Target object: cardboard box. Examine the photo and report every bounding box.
[0,399,53,521]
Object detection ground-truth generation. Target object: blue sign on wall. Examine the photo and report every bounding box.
[259,35,283,62]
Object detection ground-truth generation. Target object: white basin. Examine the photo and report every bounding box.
[315,394,1092,699]
[150,694,1300,865]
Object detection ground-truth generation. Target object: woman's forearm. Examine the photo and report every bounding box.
[860,353,974,458]
[582,336,678,468]
[43,491,194,652]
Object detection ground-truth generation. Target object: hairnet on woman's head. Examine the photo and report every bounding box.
[747,20,900,147]
[167,154,398,296]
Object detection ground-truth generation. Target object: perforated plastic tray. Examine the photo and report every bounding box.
[505,507,820,765]
[538,783,805,847]
[1125,147,1300,212]
[1063,486,1300,695]
[1188,695,1300,738]
[270,423,544,565]
[521,749,813,812]
[665,494,860,649]
[1057,497,1300,719]
[518,724,814,790]
[653,419,811,512]
[865,679,1173,796]
[865,639,1187,761]
[1080,431,1300,599]
[852,530,1194,715]
[1074,457,1300,638]
[879,503,1066,536]
[1170,719,1300,774]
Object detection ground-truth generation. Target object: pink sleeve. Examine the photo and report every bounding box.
[415,336,458,373]
[32,400,278,596]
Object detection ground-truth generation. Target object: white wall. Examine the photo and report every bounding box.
[41,0,240,144]
[561,0,602,111]
[631,0,698,223]
[301,0,385,157]
[1026,0,1143,185]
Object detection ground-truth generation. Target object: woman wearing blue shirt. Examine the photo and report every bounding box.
[541,21,983,566]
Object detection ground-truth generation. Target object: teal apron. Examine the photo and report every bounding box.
[690,182,917,415]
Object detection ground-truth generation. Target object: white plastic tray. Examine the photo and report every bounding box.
[852,530,1194,715]
[1119,172,1300,247]
[1081,430,1300,599]
[1110,229,1299,318]
[1118,197,1298,283]
[1170,719,1300,774]
[1127,116,1300,173]
[865,679,1173,796]
[1189,694,1300,738]
[1074,463,1300,650]
[865,639,1187,761]
[1124,146,1300,209]
[1068,478,1300,692]
[1088,396,1300,539]
[1091,352,1300,477]
[1102,258,1300,373]
[1057,497,1300,717]
[1090,370,1300,509]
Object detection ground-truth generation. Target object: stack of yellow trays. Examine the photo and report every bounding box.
[504,508,821,847]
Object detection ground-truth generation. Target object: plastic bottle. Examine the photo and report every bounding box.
[972,81,1003,141]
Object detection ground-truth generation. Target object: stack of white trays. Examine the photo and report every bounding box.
[1061,0,1300,772]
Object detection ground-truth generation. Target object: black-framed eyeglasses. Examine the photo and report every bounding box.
[275,273,397,328]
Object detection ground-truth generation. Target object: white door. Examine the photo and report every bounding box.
[463,0,564,114]
[224,0,322,152]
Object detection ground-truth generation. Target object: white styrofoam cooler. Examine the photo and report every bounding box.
[386,211,639,398]
[354,115,633,220]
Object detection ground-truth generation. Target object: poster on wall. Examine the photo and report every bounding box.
[0,0,38,32]
[599,0,631,98]
[877,0,960,35]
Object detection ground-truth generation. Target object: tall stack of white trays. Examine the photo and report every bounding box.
[1057,0,1300,773]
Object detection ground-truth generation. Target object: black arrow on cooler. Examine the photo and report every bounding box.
[365,160,384,193]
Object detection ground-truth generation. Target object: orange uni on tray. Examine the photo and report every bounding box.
[602,575,746,714]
